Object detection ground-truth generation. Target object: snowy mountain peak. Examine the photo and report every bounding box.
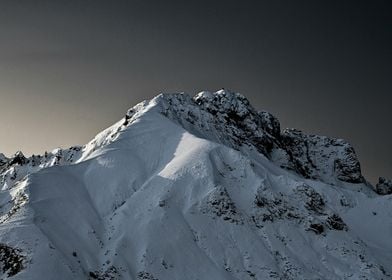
[0,90,365,191]
[0,90,390,280]
[194,89,252,117]
[122,90,364,185]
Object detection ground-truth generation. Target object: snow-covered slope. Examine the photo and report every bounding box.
[0,90,391,280]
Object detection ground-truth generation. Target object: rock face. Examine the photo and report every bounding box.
[257,110,281,139]
[157,91,277,157]
[154,90,364,185]
[7,152,28,166]
[0,243,25,277]
[375,177,392,195]
[274,129,364,184]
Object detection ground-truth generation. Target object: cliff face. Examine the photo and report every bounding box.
[153,90,364,185]
[274,129,363,184]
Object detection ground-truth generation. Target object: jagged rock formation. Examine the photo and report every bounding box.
[274,129,364,184]
[0,90,390,280]
[0,147,81,190]
[150,90,364,185]
[7,152,28,166]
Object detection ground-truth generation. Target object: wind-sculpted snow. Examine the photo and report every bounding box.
[0,90,390,279]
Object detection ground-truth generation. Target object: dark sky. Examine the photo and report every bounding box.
[0,0,391,183]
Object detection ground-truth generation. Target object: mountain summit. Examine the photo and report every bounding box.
[0,90,391,279]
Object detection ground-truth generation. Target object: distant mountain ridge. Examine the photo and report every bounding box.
[0,90,391,279]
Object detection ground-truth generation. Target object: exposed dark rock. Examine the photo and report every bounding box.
[88,266,120,280]
[258,111,281,139]
[159,91,366,186]
[193,90,277,155]
[254,195,269,208]
[8,151,28,166]
[205,186,242,224]
[137,271,158,280]
[253,193,301,225]
[89,271,99,279]
[0,243,25,277]
[375,177,392,195]
[123,113,132,126]
[278,130,317,179]
[277,129,363,184]
[334,150,363,183]
[294,185,325,214]
[326,214,347,231]
[30,154,42,167]
[308,223,324,235]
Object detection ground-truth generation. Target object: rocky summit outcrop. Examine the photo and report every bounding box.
[375,177,392,195]
[7,152,28,167]
[274,129,364,184]
[148,90,364,185]
[156,91,278,156]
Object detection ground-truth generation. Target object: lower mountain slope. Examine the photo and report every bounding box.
[0,91,391,279]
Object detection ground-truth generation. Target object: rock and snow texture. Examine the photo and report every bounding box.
[157,91,364,185]
[0,90,391,279]
[375,177,392,195]
[0,147,82,190]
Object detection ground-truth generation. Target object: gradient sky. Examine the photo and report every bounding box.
[0,0,391,183]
